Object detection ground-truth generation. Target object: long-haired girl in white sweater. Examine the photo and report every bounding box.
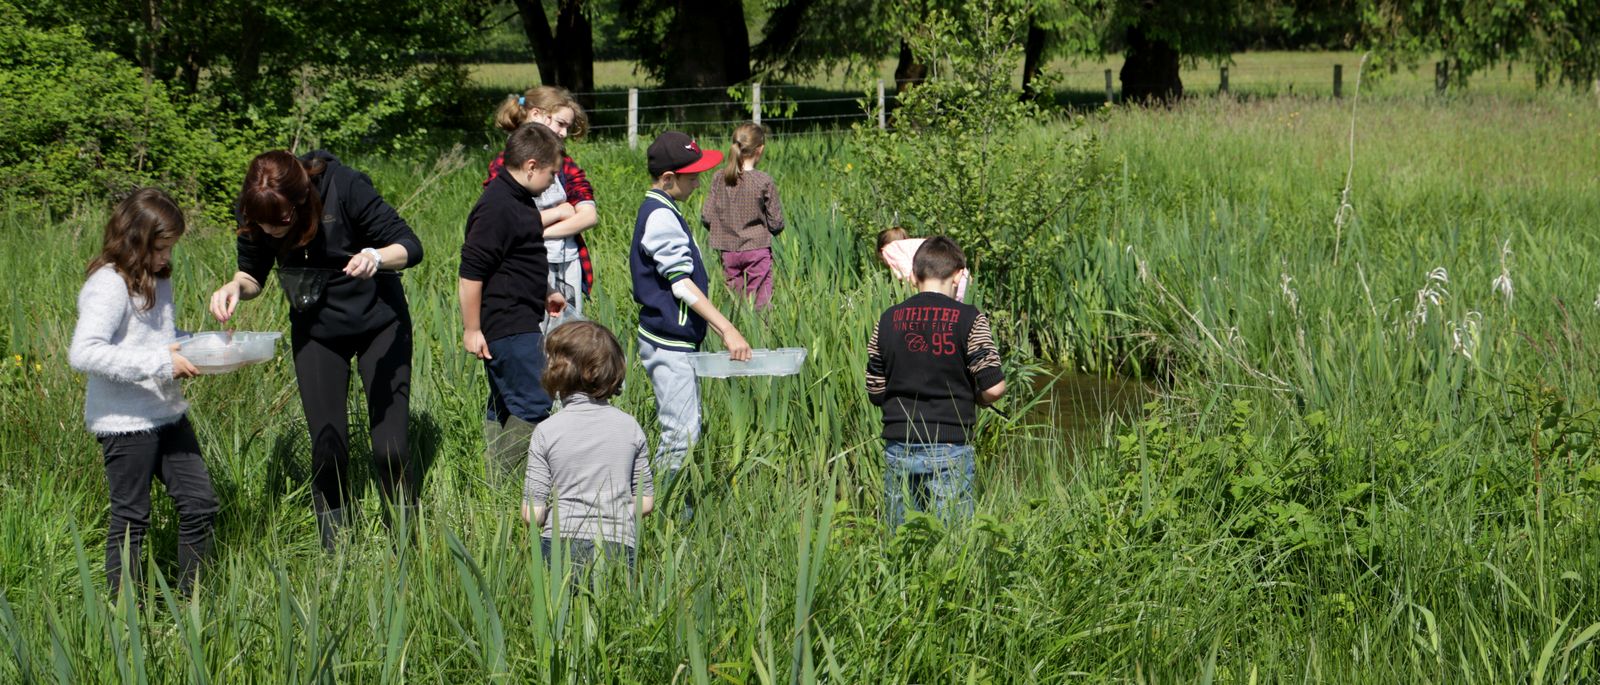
[69,188,218,599]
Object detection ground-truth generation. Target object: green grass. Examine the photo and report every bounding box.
[3,89,1600,681]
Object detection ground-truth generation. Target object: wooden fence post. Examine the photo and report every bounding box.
[1333,64,1343,99]
[1104,69,1114,104]
[752,82,762,125]
[627,88,639,150]
[1219,66,1229,95]
[877,79,886,130]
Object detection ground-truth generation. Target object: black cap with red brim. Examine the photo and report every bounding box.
[647,131,724,177]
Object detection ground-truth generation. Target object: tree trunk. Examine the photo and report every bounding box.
[511,0,595,105]
[511,0,559,87]
[662,0,749,88]
[1021,20,1047,100]
[1119,24,1182,103]
[893,40,926,94]
[233,7,263,106]
[554,0,595,106]
[179,48,203,94]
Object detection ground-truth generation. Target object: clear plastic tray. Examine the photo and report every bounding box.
[177,331,282,374]
[686,348,807,378]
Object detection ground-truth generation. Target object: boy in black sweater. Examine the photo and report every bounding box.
[865,236,1005,528]
[460,123,568,485]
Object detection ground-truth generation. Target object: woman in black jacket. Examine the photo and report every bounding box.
[210,150,423,550]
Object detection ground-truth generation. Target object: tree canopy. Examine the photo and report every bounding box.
[1363,0,1600,88]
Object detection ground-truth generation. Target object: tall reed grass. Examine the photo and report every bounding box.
[1,91,1598,681]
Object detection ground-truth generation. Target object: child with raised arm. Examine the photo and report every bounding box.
[865,236,1005,528]
[69,188,218,598]
[523,321,653,573]
[460,123,569,484]
[878,226,967,301]
[631,131,752,499]
[702,122,785,309]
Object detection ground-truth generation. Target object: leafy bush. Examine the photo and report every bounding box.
[843,0,1102,352]
[240,62,475,156]
[0,1,254,214]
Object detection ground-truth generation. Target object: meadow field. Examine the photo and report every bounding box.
[2,84,1599,681]
[469,50,1580,114]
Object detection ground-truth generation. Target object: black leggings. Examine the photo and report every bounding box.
[292,318,415,513]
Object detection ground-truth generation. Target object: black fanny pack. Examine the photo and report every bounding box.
[278,267,331,312]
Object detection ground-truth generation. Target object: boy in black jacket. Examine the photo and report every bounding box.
[865,236,1005,528]
[460,123,569,485]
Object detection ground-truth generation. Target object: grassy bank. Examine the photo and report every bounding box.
[2,91,1599,681]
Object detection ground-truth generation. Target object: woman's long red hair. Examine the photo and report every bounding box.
[237,151,324,249]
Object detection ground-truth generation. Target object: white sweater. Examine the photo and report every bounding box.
[68,266,188,435]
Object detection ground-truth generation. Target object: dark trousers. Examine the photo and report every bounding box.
[292,318,416,516]
[481,330,553,485]
[99,416,218,597]
[484,330,552,424]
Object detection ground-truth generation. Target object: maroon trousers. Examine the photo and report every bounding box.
[720,248,774,309]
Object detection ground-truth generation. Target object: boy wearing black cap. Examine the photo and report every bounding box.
[631,131,752,499]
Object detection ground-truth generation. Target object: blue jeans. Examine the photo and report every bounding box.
[541,537,636,583]
[884,441,976,529]
[484,331,553,424]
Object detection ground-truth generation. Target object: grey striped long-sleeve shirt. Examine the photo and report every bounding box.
[524,394,654,548]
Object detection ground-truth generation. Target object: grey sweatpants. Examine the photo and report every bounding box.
[638,337,700,473]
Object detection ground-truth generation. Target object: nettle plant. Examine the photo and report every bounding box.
[845,0,1100,319]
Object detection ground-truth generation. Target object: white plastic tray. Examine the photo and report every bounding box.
[177,331,282,374]
[687,348,807,378]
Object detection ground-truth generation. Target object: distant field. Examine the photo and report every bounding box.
[472,50,1567,98]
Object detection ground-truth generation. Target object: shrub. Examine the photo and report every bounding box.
[242,62,475,157]
[844,0,1102,351]
[0,2,253,215]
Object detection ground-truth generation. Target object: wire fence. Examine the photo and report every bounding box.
[559,79,901,147]
[522,60,1469,146]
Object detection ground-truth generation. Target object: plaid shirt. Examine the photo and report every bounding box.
[484,153,596,294]
[701,168,785,252]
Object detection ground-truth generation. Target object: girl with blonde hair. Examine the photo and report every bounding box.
[487,86,599,323]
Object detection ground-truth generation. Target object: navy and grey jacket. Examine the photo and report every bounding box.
[629,189,710,351]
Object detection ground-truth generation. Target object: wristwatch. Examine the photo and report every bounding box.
[361,247,382,269]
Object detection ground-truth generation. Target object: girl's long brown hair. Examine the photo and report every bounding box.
[236,151,326,250]
[87,188,186,311]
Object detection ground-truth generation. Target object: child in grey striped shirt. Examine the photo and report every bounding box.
[523,321,654,571]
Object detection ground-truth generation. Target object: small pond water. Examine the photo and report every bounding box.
[1025,370,1155,440]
